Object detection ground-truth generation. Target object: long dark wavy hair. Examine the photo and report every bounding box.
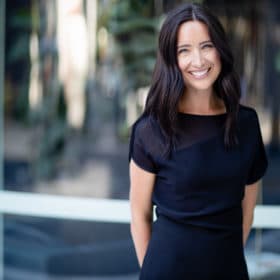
[137,3,240,157]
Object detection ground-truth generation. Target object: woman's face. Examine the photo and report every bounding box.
[176,20,221,93]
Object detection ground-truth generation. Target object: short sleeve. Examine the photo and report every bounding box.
[246,111,268,185]
[128,117,158,173]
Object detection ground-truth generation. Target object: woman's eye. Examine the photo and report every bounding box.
[178,48,189,54]
[202,44,213,49]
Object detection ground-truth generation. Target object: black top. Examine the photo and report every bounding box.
[128,104,268,231]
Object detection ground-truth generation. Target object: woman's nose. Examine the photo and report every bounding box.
[191,49,205,68]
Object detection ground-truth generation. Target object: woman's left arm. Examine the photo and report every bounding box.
[242,181,259,246]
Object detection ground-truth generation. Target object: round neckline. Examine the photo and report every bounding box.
[178,111,227,117]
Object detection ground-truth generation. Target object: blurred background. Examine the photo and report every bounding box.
[1,0,280,279]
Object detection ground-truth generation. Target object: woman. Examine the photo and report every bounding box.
[129,3,268,279]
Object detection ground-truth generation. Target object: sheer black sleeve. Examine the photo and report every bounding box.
[128,116,158,173]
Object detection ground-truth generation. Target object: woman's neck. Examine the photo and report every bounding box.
[178,90,226,114]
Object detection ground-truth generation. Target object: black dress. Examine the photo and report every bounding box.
[128,104,268,280]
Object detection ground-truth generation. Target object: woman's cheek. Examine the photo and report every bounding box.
[178,58,188,71]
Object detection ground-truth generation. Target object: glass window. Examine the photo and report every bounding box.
[1,0,280,278]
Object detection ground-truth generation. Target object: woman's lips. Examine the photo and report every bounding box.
[189,67,211,79]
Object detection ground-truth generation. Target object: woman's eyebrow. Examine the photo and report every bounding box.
[177,40,212,48]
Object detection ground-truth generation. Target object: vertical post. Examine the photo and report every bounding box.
[86,0,97,77]
[0,0,5,278]
[85,0,97,131]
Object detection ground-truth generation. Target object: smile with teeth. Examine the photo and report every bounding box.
[189,68,211,78]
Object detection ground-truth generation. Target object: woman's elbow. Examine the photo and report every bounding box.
[243,211,254,225]
[131,212,152,228]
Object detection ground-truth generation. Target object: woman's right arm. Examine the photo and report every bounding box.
[129,159,156,267]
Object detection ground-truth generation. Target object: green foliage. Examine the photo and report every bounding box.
[5,1,68,180]
[33,119,66,179]
[107,0,159,90]
[6,34,30,64]
[5,2,32,120]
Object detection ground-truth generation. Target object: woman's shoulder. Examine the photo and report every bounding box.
[238,104,263,137]
[239,104,257,118]
[131,113,167,157]
[129,113,167,165]
[132,114,162,138]
[238,103,259,122]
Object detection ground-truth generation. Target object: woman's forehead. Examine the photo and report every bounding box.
[177,21,210,45]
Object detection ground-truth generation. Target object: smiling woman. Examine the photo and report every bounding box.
[129,3,268,280]
[176,21,221,90]
[176,20,223,114]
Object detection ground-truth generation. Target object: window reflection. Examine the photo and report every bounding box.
[4,215,139,278]
[3,0,280,278]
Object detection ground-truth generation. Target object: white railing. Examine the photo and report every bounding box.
[0,190,280,228]
[1,190,280,280]
[0,191,130,223]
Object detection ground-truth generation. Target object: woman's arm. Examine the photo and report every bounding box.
[242,181,259,246]
[129,159,156,267]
